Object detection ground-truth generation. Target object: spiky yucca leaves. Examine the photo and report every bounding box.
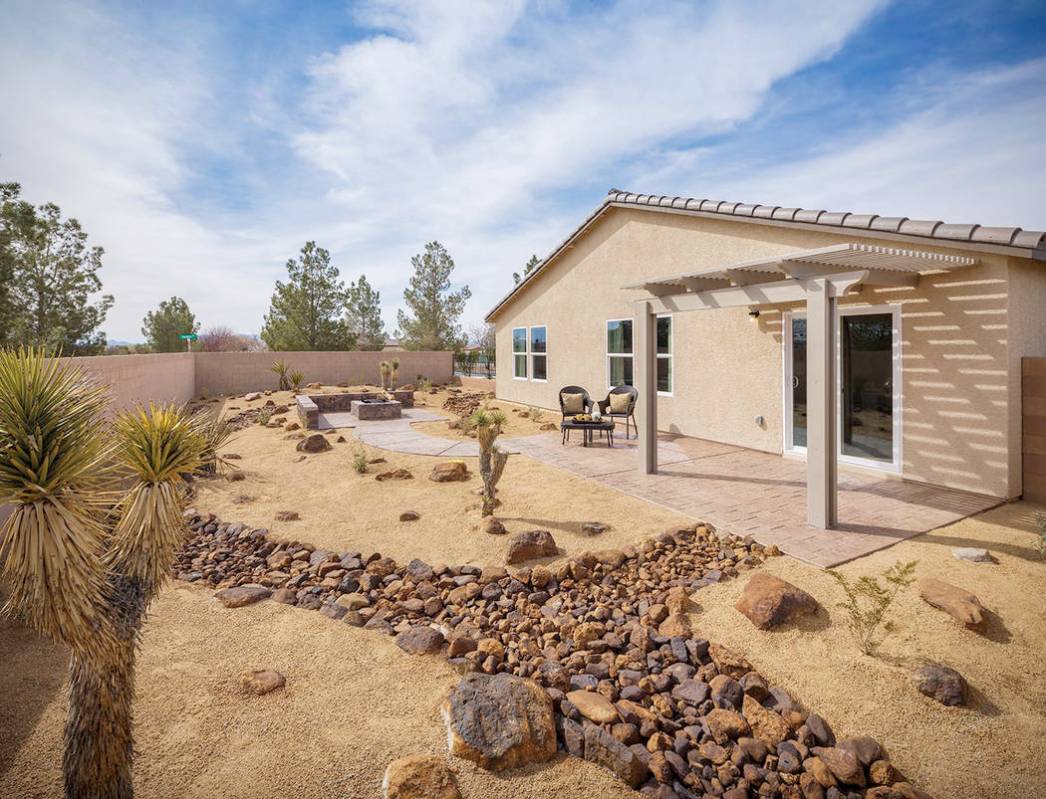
[192,408,236,476]
[107,404,204,588]
[289,370,305,392]
[270,359,290,390]
[0,347,116,662]
[473,409,508,517]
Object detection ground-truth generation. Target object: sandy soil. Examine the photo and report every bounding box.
[193,390,691,566]
[0,583,638,799]
[689,500,1046,799]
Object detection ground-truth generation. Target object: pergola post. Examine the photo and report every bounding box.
[805,279,838,528]
[635,299,658,473]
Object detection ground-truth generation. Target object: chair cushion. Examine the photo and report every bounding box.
[561,392,585,414]
[609,392,631,413]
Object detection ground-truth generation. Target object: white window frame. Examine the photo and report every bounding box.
[529,325,548,383]
[605,316,672,395]
[605,317,633,390]
[656,314,673,397]
[782,305,902,474]
[512,326,528,380]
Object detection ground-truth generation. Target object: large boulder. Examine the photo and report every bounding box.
[735,572,819,629]
[917,577,985,628]
[505,530,558,564]
[296,433,332,453]
[215,584,271,608]
[382,755,461,799]
[441,673,556,770]
[430,461,469,482]
[912,662,966,706]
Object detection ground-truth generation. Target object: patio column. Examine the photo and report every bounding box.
[635,299,658,473]
[805,279,838,528]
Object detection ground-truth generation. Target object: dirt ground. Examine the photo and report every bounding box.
[690,500,1046,799]
[0,583,638,799]
[192,388,690,566]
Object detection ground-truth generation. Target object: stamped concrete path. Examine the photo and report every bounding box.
[336,411,999,568]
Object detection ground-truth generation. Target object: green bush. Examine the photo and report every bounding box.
[352,447,368,474]
[828,560,917,656]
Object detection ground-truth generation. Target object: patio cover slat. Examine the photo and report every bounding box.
[625,243,978,293]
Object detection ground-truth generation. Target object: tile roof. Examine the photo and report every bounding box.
[605,189,1046,249]
[485,188,1046,321]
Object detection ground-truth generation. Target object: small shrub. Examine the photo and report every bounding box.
[828,560,917,656]
[419,377,432,392]
[352,447,368,474]
[257,408,273,425]
[199,386,210,400]
[529,406,544,423]
[193,408,236,475]
[289,370,305,392]
[270,360,290,391]
[1036,512,1046,559]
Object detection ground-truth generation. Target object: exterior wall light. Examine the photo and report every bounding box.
[748,309,761,320]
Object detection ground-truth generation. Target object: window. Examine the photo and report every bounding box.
[512,327,527,379]
[530,326,547,381]
[606,316,672,392]
[657,316,672,394]
[607,319,633,387]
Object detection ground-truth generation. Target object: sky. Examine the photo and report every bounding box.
[2,0,1045,344]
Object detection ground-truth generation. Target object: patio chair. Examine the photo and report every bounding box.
[599,385,639,439]
[558,385,593,443]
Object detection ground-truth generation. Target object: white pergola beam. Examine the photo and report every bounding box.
[805,279,838,528]
[635,299,658,474]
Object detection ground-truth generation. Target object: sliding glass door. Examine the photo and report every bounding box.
[784,307,901,472]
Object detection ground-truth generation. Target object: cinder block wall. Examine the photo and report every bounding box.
[54,350,453,409]
[60,352,197,414]
[193,351,453,396]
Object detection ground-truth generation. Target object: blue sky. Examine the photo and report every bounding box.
[2,0,1045,342]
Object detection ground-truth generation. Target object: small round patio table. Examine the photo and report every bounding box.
[560,418,616,447]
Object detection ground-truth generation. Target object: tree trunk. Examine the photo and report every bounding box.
[63,575,146,799]
[478,428,508,517]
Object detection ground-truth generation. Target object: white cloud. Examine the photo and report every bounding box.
[13,0,1045,344]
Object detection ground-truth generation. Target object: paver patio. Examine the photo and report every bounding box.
[333,411,1001,567]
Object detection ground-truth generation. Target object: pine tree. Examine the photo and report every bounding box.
[0,183,113,353]
[513,254,541,284]
[142,297,198,352]
[345,274,386,350]
[396,241,471,350]
[261,242,352,351]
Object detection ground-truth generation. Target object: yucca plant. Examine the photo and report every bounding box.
[193,408,236,475]
[270,359,290,391]
[378,360,391,390]
[390,357,401,388]
[289,370,305,392]
[0,348,204,799]
[472,408,508,517]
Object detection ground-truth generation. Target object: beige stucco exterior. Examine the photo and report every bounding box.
[491,206,1046,500]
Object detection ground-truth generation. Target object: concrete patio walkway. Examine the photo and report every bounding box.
[336,412,1000,568]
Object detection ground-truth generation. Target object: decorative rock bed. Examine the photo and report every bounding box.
[175,512,927,799]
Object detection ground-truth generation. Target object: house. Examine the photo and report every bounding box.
[486,189,1046,530]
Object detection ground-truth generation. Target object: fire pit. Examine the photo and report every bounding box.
[350,397,402,421]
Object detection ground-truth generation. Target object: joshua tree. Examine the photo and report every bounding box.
[0,347,204,799]
[472,408,508,516]
[270,359,290,390]
[379,360,391,389]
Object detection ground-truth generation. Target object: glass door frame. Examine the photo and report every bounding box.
[783,305,903,474]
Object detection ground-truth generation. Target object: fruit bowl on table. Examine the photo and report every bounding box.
[571,414,606,424]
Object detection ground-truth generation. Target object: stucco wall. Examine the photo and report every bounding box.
[492,206,1030,498]
[60,352,197,414]
[193,351,453,396]
[1006,258,1046,496]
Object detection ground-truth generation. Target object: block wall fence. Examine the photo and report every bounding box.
[56,350,454,413]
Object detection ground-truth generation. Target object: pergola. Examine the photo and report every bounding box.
[626,243,978,530]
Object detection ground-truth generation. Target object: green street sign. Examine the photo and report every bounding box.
[179,333,198,341]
